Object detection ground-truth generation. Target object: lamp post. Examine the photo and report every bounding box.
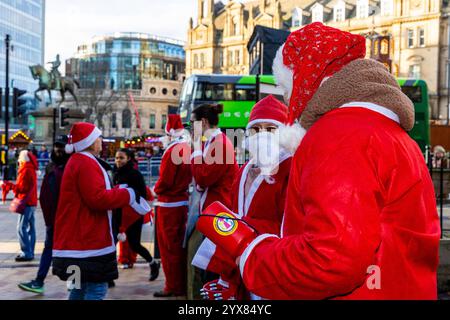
[3,34,11,180]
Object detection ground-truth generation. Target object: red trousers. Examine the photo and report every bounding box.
[156,206,188,295]
[118,240,137,266]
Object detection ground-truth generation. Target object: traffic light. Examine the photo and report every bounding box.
[13,88,27,118]
[59,107,70,129]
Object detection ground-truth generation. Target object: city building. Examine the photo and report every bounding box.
[52,33,186,142]
[186,0,450,123]
[0,0,46,93]
[66,32,186,90]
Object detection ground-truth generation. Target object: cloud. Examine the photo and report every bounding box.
[45,0,198,70]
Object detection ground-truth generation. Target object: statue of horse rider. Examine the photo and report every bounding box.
[48,54,62,91]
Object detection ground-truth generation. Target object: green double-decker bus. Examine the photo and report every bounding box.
[179,75,430,152]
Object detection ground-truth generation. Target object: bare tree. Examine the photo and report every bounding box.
[78,87,126,133]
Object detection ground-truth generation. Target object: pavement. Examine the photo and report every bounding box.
[1,199,450,300]
[0,202,183,300]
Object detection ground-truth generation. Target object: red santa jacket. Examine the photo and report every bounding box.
[191,129,239,211]
[53,152,133,258]
[155,138,192,205]
[240,105,440,300]
[192,153,292,285]
[14,153,38,207]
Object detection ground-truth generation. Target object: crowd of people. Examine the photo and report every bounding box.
[0,22,444,301]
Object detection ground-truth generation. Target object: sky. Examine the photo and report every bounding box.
[45,0,199,70]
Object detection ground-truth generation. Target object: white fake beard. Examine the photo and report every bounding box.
[244,131,281,179]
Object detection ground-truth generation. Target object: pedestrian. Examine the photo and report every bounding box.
[188,104,239,299]
[192,95,292,300]
[38,146,50,160]
[153,115,192,297]
[18,138,70,294]
[13,150,38,262]
[113,148,160,280]
[198,22,440,300]
[52,123,150,301]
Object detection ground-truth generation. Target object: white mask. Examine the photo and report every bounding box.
[244,131,281,177]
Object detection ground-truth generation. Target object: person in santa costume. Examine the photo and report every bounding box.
[192,95,292,300]
[189,104,239,298]
[197,22,440,300]
[153,115,192,297]
[52,122,151,300]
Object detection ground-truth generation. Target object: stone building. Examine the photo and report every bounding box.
[186,0,450,123]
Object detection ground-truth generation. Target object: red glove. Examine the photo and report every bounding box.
[200,280,237,301]
[196,201,258,260]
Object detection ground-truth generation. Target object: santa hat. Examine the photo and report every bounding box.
[165,115,184,137]
[65,122,102,154]
[247,95,288,130]
[273,22,366,124]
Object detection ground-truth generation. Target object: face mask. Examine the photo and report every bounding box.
[244,131,281,177]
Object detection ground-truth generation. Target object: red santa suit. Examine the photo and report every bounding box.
[236,23,440,300]
[154,115,192,295]
[52,123,149,283]
[191,128,239,211]
[192,96,292,300]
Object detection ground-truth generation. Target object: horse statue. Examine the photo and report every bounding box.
[29,65,80,106]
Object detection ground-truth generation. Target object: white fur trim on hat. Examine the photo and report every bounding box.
[246,119,285,130]
[273,44,294,102]
[71,127,102,153]
[170,128,185,137]
[278,122,307,155]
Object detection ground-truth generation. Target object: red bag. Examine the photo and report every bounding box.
[9,196,28,214]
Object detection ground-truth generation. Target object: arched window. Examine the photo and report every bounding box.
[122,109,132,129]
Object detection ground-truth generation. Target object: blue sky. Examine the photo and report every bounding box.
[45,0,198,68]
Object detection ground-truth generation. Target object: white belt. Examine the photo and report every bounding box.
[155,201,189,208]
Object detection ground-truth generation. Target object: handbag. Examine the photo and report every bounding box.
[9,193,30,215]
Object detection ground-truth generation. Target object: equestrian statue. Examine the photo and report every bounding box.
[29,54,79,106]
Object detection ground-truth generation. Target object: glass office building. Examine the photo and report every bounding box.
[66,32,186,90]
[0,0,45,93]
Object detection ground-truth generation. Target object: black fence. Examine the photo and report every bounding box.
[425,146,450,238]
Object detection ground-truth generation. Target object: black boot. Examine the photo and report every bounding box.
[149,260,160,282]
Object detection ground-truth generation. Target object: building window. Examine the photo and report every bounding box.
[194,54,199,69]
[173,89,178,96]
[219,50,224,67]
[150,87,157,94]
[356,0,369,19]
[409,65,421,79]
[292,8,303,27]
[334,1,346,22]
[149,114,156,129]
[112,113,117,129]
[200,53,205,68]
[380,0,393,16]
[407,29,415,48]
[235,50,240,65]
[418,28,425,47]
[161,114,167,130]
[311,4,324,23]
[162,88,168,95]
[228,50,234,66]
[122,109,132,129]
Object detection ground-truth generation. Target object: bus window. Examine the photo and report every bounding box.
[401,86,423,103]
[180,76,195,104]
[199,83,234,101]
[236,84,257,101]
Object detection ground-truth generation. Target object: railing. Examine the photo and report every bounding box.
[426,147,450,239]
